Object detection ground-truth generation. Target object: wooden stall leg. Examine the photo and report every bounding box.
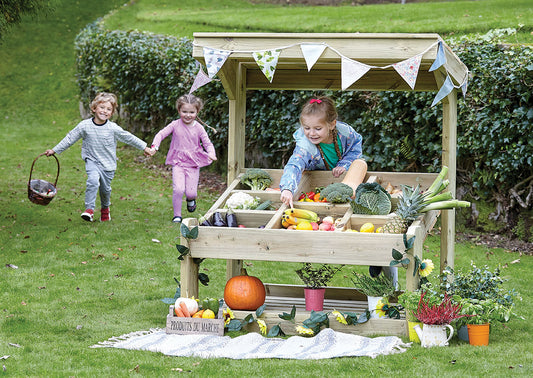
[405,231,423,292]
[180,255,199,298]
[226,259,243,282]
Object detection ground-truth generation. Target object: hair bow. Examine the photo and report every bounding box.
[309,99,322,104]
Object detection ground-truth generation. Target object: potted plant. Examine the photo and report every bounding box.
[295,263,343,311]
[456,297,516,346]
[350,271,397,319]
[397,290,423,342]
[411,291,469,348]
[440,263,521,343]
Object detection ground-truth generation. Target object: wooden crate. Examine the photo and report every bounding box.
[166,306,224,336]
[231,284,407,337]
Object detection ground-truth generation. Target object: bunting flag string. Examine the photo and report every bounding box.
[193,38,468,103]
[189,66,212,94]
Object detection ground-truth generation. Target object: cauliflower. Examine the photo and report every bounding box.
[225,191,261,210]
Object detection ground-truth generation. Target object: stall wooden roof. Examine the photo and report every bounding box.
[192,32,468,96]
[192,32,468,275]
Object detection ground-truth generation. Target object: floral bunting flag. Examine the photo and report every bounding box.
[429,41,447,72]
[253,49,282,83]
[203,47,231,78]
[300,44,327,71]
[431,75,455,107]
[189,66,212,94]
[393,54,422,90]
[341,57,371,90]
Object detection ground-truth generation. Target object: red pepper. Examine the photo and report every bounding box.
[298,192,306,201]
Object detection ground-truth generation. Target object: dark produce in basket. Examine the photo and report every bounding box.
[199,215,212,226]
[212,211,227,227]
[226,209,238,227]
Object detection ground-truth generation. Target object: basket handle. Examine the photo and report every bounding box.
[28,153,60,187]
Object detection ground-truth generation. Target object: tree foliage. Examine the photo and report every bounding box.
[0,0,52,40]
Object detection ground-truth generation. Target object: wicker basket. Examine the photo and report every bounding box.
[28,153,60,206]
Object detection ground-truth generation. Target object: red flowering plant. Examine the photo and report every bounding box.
[413,291,472,325]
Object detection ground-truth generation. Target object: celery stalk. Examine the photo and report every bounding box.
[420,200,471,212]
[422,191,453,205]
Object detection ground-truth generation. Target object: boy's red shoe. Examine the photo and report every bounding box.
[100,207,111,222]
[81,209,94,222]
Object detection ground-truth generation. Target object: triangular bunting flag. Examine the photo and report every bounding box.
[431,75,455,107]
[253,49,282,83]
[341,57,371,91]
[300,44,327,71]
[393,54,422,90]
[189,66,212,94]
[429,41,447,72]
[203,47,231,78]
[461,77,468,98]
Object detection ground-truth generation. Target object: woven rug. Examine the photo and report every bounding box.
[91,328,410,359]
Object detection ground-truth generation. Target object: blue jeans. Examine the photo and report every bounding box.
[85,159,115,210]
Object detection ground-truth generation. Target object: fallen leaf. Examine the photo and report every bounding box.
[76,325,83,330]
[20,250,28,254]
[21,302,26,306]
[6,264,18,269]
[152,239,161,243]
[81,261,87,264]
[8,343,21,348]
[38,286,46,290]
[129,364,140,373]
[510,259,520,264]
[0,356,10,360]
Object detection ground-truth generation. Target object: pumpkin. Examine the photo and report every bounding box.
[224,268,266,310]
[175,297,198,315]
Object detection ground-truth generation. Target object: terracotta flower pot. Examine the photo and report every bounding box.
[467,323,490,346]
[304,288,325,311]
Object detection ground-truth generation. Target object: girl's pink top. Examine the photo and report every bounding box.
[152,119,215,168]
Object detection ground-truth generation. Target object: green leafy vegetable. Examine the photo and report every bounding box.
[350,182,392,215]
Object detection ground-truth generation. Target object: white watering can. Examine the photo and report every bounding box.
[413,324,454,347]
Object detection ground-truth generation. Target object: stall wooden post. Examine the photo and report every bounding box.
[179,218,199,298]
[440,86,458,274]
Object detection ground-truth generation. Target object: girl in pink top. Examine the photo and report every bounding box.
[150,95,217,223]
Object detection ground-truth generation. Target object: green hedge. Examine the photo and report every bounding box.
[75,24,532,233]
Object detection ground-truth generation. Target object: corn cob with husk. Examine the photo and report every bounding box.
[382,166,470,234]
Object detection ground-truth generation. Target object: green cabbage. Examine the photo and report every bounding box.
[350,183,392,215]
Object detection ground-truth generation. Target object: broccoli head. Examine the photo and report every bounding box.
[240,168,273,191]
[350,182,392,215]
[319,182,354,203]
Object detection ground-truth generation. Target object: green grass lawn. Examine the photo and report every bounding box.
[1,0,532,376]
[103,0,532,43]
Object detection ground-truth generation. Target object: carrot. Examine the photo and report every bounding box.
[179,301,191,317]
[174,306,185,317]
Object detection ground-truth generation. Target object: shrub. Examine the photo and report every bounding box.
[75,24,532,233]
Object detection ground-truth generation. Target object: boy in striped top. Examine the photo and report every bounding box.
[45,92,152,222]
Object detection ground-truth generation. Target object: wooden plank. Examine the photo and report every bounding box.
[265,283,367,302]
[189,228,404,265]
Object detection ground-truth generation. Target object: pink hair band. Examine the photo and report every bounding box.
[309,99,322,104]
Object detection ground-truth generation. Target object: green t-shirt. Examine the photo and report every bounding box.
[319,135,343,170]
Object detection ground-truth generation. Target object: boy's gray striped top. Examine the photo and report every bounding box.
[53,118,147,171]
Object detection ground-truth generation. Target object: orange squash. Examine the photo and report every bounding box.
[224,268,266,311]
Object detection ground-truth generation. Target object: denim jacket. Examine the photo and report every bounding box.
[279,121,363,194]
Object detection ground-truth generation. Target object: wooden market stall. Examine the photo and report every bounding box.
[180,33,469,336]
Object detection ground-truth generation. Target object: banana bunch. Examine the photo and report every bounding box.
[281,208,319,228]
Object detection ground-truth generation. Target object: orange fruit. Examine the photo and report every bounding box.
[192,309,204,318]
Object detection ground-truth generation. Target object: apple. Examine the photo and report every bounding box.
[310,222,319,231]
[319,222,331,231]
[322,216,334,224]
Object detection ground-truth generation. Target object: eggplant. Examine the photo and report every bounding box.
[212,211,227,227]
[199,215,212,226]
[226,209,238,228]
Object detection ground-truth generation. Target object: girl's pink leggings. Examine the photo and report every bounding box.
[172,165,200,217]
